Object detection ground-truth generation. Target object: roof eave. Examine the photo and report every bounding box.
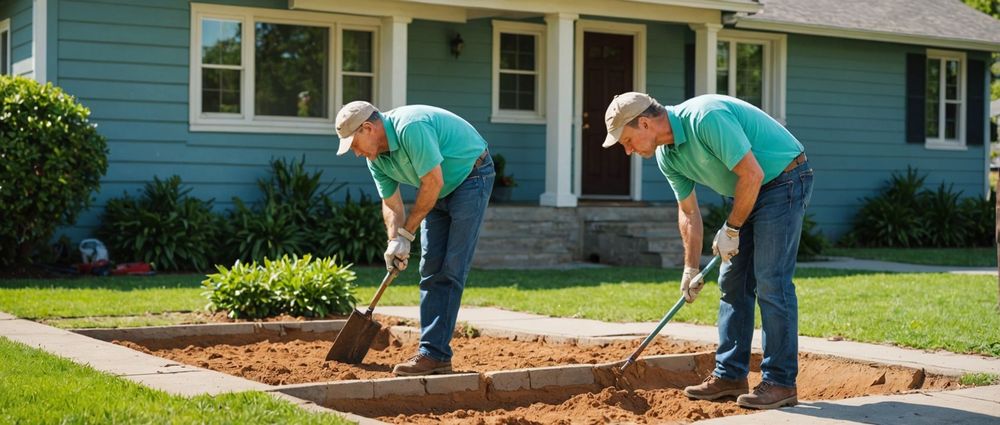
[737,19,1000,53]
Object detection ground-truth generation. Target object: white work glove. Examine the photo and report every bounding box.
[680,266,704,303]
[712,223,740,263]
[384,228,415,271]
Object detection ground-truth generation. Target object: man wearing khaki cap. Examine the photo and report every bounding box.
[603,93,812,410]
[335,100,494,376]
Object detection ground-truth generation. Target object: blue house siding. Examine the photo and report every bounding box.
[407,18,546,202]
[0,0,32,64]
[784,34,989,239]
[54,0,372,242]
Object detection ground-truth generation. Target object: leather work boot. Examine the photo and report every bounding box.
[392,354,452,376]
[683,375,749,400]
[737,381,798,409]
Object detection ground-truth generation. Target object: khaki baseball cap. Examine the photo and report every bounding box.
[335,101,379,155]
[603,92,653,148]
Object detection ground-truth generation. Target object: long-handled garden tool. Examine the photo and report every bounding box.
[614,255,722,386]
[326,266,400,363]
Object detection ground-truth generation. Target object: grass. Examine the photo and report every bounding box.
[0,337,350,424]
[959,373,1000,386]
[2,266,998,357]
[825,247,998,267]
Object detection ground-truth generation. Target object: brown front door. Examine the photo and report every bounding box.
[582,32,633,197]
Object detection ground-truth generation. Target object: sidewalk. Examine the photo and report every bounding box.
[379,306,1000,425]
[796,256,997,275]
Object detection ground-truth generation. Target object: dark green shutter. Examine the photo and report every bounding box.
[966,59,986,146]
[905,53,926,144]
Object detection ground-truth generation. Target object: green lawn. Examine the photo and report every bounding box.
[0,337,350,424]
[826,247,998,267]
[3,266,998,357]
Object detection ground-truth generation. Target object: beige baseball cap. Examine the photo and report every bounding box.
[335,100,379,155]
[603,92,653,148]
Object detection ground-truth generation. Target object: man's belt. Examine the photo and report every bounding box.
[473,150,489,168]
[783,152,807,173]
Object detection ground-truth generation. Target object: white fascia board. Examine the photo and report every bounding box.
[625,0,762,13]
[32,0,46,83]
[737,19,1000,53]
[397,0,718,25]
[288,0,466,23]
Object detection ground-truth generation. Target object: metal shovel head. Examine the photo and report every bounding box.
[326,309,382,363]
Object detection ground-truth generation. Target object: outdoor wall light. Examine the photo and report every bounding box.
[450,32,464,58]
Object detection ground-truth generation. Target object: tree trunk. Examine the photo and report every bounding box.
[996,170,999,311]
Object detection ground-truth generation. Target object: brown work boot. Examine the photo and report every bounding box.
[737,381,797,409]
[392,354,452,376]
[683,375,749,400]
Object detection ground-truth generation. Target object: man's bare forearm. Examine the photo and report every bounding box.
[677,193,703,268]
[403,166,444,234]
[382,189,405,239]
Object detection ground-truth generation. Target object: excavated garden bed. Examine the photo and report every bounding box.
[79,319,961,424]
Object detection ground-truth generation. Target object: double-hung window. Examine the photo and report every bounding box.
[190,4,378,134]
[715,30,786,123]
[925,49,966,149]
[0,19,10,76]
[492,21,545,124]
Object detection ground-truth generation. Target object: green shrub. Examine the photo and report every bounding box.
[314,191,387,265]
[224,157,346,263]
[845,168,995,248]
[202,254,357,319]
[0,75,108,266]
[845,168,929,247]
[226,198,310,264]
[98,176,221,271]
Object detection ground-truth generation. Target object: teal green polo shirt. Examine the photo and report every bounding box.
[367,105,487,199]
[655,95,804,200]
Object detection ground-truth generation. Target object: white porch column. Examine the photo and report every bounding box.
[689,23,721,96]
[540,12,578,207]
[379,16,411,109]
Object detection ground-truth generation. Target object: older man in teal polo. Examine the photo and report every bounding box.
[335,101,494,376]
[603,93,812,410]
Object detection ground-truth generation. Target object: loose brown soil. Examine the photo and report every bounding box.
[114,327,714,385]
[358,352,957,424]
[113,324,959,424]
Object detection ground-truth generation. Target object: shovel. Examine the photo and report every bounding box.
[615,255,722,385]
[326,266,401,363]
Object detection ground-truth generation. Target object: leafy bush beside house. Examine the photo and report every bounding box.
[99,176,222,272]
[0,76,108,267]
[843,167,996,248]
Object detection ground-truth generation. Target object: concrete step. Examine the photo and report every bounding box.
[472,252,577,268]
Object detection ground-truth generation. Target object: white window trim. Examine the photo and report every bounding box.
[189,3,380,135]
[716,29,786,124]
[924,49,967,151]
[491,20,546,125]
[0,19,9,76]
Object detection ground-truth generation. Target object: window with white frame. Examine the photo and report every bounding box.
[492,21,545,124]
[925,49,966,148]
[190,4,378,134]
[1,19,10,76]
[715,30,786,123]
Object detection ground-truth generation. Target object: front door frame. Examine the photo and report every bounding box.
[574,19,646,201]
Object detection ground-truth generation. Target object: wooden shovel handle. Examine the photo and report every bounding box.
[365,267,400,314]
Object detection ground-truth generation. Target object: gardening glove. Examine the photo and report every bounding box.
[712,223,740,263]
[680,266,704,303]
[384,228,415,271]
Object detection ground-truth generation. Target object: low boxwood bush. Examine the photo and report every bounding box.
[0,75,108,266]
[202,254,357,319]
[98,176,221,271]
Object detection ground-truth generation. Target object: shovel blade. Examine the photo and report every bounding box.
[326,309,382,363]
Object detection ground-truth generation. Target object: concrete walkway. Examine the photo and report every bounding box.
[379,306,1000,425]
[796,256,997,275]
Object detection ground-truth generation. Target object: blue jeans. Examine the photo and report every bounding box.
[417,154,494,361]
[714,161,813,388]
